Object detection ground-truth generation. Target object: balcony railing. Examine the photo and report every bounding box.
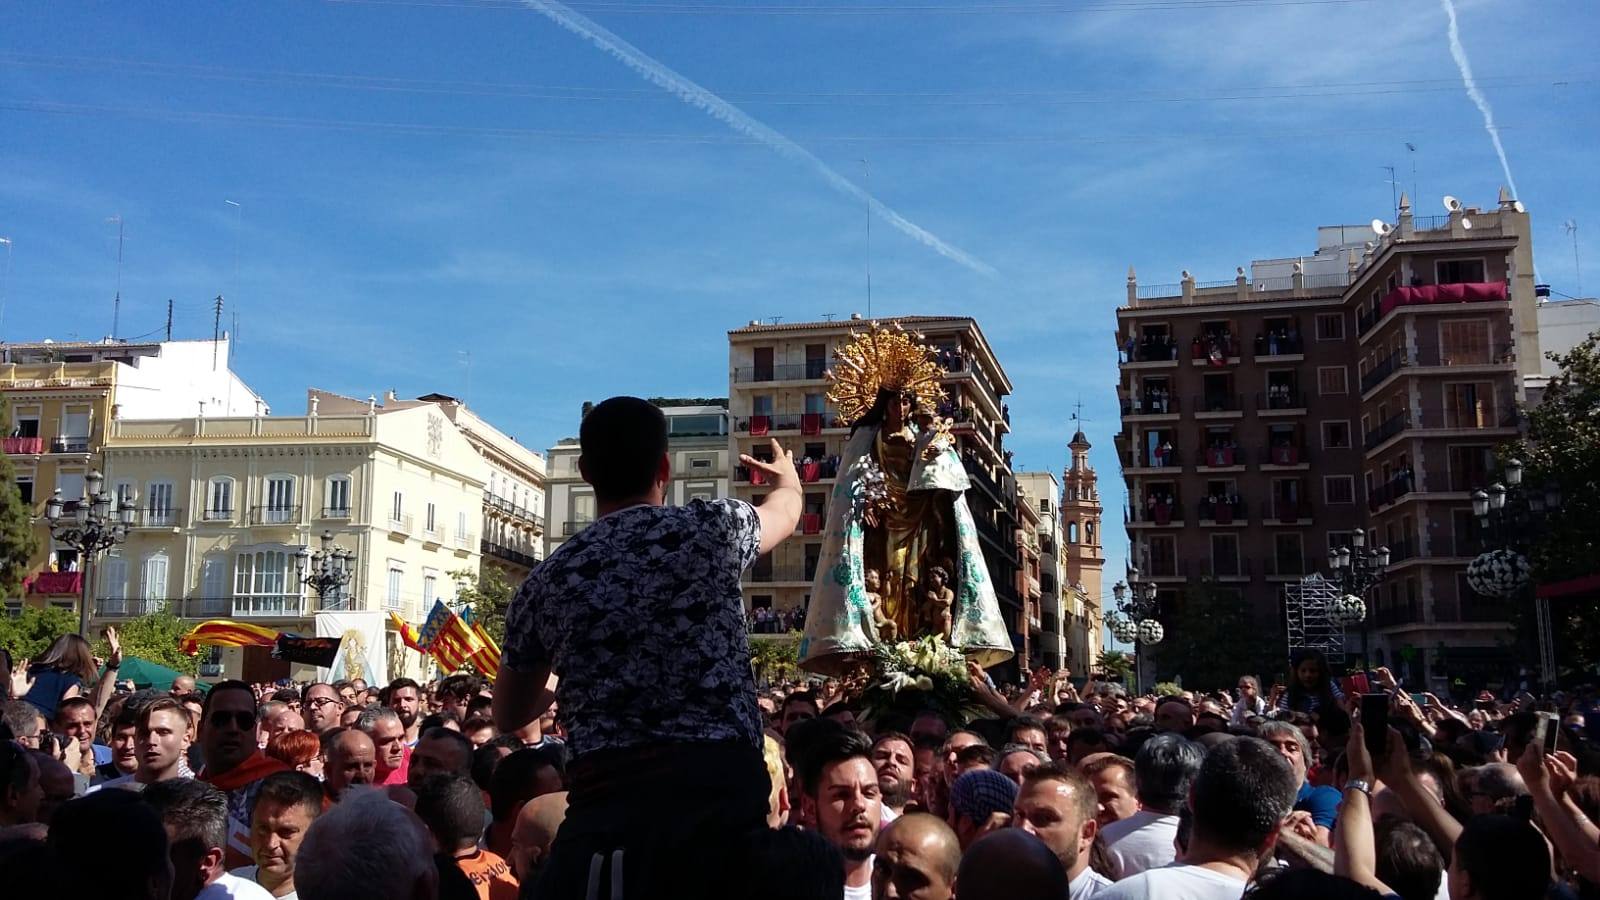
[562,519,592,537]
[1120,395,1180,416]
[1359,281,1510,336]
[1257,389,1305,412]
[1366,406,1520,450]
[1387,538,1417,563]
[1192,393,1242,413]
[50,435,91,453]
[321,506,352,519]
[1196,497,1246,524]
[1270,498,1312,521]
[231,595,306,617]
[1362,349,1408,393]
[1189,334,1241,362]
[748,564,814,584]
[388,513,414,534]
[454,530,475,550]
[800,513,823,535]
[2,436,44,454]
[1375,601,1424,628]
[28,572,83,595]
[140,508,182,528]
[1130,447,1181,469]
[1198,446,1245,468]
[202,507,234,522]
[251,505,302,525]
[1119,337,1180,363]
[94,598,170,617]
[1367,474,1414,511]
[733,362,830,383]
[486,495,546,529]
[1253,334,1304,357]
[737,459,841,484]
[1262,444,1307,466]
[1128,502,1181,525]
[481,539,538,568]
[1200,558,1252,580]
[1364,412,1409,450]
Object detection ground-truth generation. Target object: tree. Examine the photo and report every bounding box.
[0,397,38,596]
[749,636,800,687]
[0,606,78,661]
[1507,331,1600,673]
[452,567,515,647]
[1154,578,1280,693]
[96,610,198,676]
[1096,649,1134,685]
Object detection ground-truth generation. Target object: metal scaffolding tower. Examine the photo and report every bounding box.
[1283,574,1348,665]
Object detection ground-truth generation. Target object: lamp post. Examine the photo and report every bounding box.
[1325,530,1388,672]
[295,530,356,610]
[1111,565,1163,695]
[44,469,136,637]
[1469,458,1561,690]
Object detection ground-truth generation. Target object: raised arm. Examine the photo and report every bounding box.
[739,439,802,555]
[90,626,123,717]
[1518,743,1600,884]
[1377,725,1461,857]
[1333,721,1397,894]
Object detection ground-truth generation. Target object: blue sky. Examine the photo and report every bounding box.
[3,0,1597,612]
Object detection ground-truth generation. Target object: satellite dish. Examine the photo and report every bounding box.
[1512,201,1526,213]
[1443,195,1463,213]
[1371,218,1393,236]
[1461,217,1474,230]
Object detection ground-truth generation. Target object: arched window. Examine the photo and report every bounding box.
[1086,520,1097,546]
[1066,521,1079,543]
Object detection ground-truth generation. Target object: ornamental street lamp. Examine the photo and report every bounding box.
[295,530,356,610]
[44,469,136,637]
[1325,533,1388,672]
[1112,561,1163,694]
[1469,458,1561,689]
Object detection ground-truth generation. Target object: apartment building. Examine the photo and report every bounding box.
[726,315,1022,651]
[96,393,487,681]
[1017,472,1065,668]
[1115,190,1536,685]
[544,400,731,558]
[2,337,260,614]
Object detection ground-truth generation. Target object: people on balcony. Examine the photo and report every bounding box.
[1204,438,1238,467]
[1122,332,1177,363]
[1140,386,1170,414]
[1267,383,1299,409]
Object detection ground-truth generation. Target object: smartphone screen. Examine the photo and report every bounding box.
[1536,711,1559,754]
[1361,693,1389,758]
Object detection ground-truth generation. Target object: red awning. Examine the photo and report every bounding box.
[1536,573,1600,599]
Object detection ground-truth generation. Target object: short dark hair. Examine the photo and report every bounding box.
[1008,715,1048,739]
[1189,736,1297,853]
[256,770,326,821]
[1248,869,1385,899]
[737,826,845,900]
[1453,814,1551,900]
[955,743,997,769]
[1133,733,1206,813]
[418,711,461,733]
[48,790,170,898]
[201,680,256,720]
[870,731,913,755]
[1022,762,1096,823]
[794,722,873,796]
[413,774,485,853]
[419,726,476,776]
[53,696,95,724]
[437,674,479,701]
[1375,819,1443,900]
[579,396,668,502]
[387,677,421,694]
[782,691,819,714]
[489,746,566,821]
[143,778,229,855]
[270,688,300,704]
[302,682,335,703]
[1066,728,1108,752]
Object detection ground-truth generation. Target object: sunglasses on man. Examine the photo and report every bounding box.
[209,710,257,729]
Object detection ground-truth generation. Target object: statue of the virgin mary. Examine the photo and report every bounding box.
[798,323,1013,676]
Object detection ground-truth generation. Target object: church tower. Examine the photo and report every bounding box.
[1061,424,1105,671]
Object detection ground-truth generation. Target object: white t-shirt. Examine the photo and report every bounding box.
[1099,810,1180,879]
[1070,866,1114,899]
[228,866,296,900]
[843,856,875,900]
[196,871,277,900]
[1094,864,1247,900]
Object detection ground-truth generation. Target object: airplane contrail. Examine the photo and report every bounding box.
[518,0,998,278]
[1438,0,1520,203]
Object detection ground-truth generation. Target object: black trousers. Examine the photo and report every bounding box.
[527,740,769,900]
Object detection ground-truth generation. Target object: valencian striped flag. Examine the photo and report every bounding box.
[389,612,426,654]
[418,600,485,673]
[179,620,281,655]
[459,605,501,681]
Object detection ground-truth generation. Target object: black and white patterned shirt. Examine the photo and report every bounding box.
[502,499,766,758]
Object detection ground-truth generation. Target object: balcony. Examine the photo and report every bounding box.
[1365,406,1520,454]
[1120,395,1180,417]
[1189,334,1242,366]
[1375,600,1425,629]
[799,459,839,482]
[28,572,82,595]
[251,505,301,525]
[94,598,169,617]
[1253,334,1305,359]
[49,435,91,454]
[1192,394,1243,416]
[1261,444,1309,468]
[1126,447,1180,473]
[231,595,306,618]
[1118,336,1181,365]
[800,513,823,535]
[1200,558,1253,582]
[138,508,182,528]
[963,459,1013,505]
[1196,497,1246,525]
[453,530,475,553]
[748,564,815,584]
[1363,412,1409,451]
[422,525,444,548]
[1256,389,1306,415]
[1127,502,1182,527]
[202,507,235,523]
[1198,446,1245,469]
[2,436,44,454]
[1367,474,1415,512]
[1264,557,1309,580]
[481,539,538,569]
[1359,281,1510,337]
[189,597,230,617]
[321,506,353,519]
[1362,349,1408,394]
[485,495,546,530]
[1268,498,1312,523]
[562,519,592,537]
[1387,538,1417,564]
[733,361,830,383]
[736,414,830,436]
[388,513,414,536]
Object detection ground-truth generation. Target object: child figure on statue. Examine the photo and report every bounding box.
[924,566,954,641]
[864,568,897,643]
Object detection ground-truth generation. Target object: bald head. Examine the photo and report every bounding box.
[324,729,376,799]
[510,791,569,882]
[873,813,960,900]
[955,829,1068,900]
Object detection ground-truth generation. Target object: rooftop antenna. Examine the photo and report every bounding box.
[821,312,836,322]
[861,158,872,319]
[1568,219,1580,296]
[1405,142,1418,209]
[767,316,782,325]
[1381,166,1399,217]
[108,215,124,339]
[165,299,173,341]
[0,237,11,342]
[212,295,224,370]
[225,200,242,346]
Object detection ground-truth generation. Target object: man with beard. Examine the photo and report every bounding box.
[300,684,344,735]
[870,732,915,824]
[197,681,289,868]
[1014,763,1109,899]
[801,727,882,900]
[386,677,424,745]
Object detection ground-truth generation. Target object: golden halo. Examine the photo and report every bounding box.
[826,322,947,425]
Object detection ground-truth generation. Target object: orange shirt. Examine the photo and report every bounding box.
[455,848,520,900]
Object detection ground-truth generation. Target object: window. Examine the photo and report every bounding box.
[1326,530,1354,551]
[1066,521,1078,543]
[113,480,136,509]
[1146,535,1177,577]
[391,491,404,523]
[1321,421,1351,449]
[1315,313,1345,341]
[387,563,405,610]
[669,414,725,436]
[1038,497,1050,513]
[146,481,175,524]
[423,571,438,608]
[61,409,91,442]
[201,556,228,601]
[1274,534,1304,576]
[1451,508,1479,556]
[426,502,438,535]
[56,470,85,501]
[102,554,128,601]
[689,456,713,472]
[325,476,351,517]
[688,483,715,503]
[1317,366,1348,395]
[1444,382,1495,427]
[457,510,469,541]
[264,475,295,523]
[752,346,774,380]
[141,552,169,601]
[572,493,595,524]
[15,475,32,505]
[207,477,234,520]
[1324,475,1355,504]
[804,393,826,415]
[1436,258,1486,284]
[234,549,297,615]
[1439,320,1492,365]
[1447,445,1494,491]
[1210,534,1240,577]
[752,395,774,416]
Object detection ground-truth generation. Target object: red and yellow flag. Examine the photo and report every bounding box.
[459,606,501,680]
[390,612,426,654]
[419,600,486,673]
[179,620,280,655]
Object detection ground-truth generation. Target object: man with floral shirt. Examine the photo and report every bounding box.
[494,396,801,900]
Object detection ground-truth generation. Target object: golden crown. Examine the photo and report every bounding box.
[826,322,947,424]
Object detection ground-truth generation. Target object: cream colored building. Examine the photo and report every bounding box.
[3,337,259,615]
[545,400,731,558]
[1060,429,1105,672]
[1017,471,1068,669]
[96,391,486,682]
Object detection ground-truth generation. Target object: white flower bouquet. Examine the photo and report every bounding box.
[858,634,985,725]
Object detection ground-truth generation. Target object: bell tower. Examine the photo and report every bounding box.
[1061,419,1104,670]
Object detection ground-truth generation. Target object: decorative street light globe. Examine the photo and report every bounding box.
[1466,548,1532,599]
[1137,619,1164,645]
[1111,617,1139,644]
[1331,594,1367,626]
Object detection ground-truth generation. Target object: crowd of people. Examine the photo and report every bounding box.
[0,395,1594,900]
